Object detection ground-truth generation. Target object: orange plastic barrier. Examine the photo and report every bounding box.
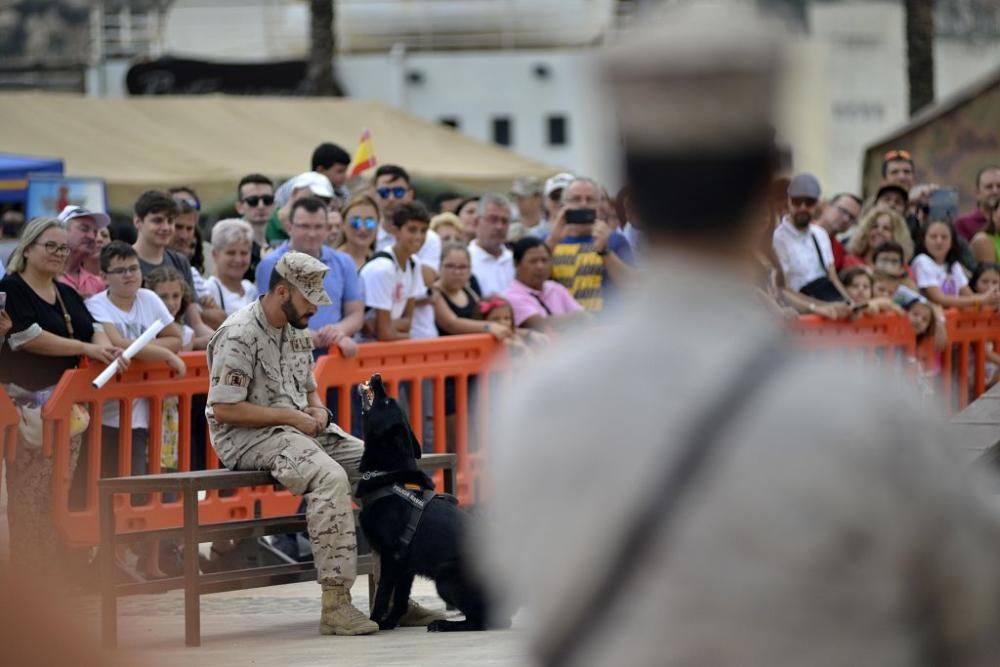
[787,311,917,359]
[314,334,507,505]
[0,384,18,463]
[43,352,300,547]
[919,307,1000,412]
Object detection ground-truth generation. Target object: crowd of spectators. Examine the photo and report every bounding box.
[1,138,997,576]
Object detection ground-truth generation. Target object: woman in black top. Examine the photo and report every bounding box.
[0,217,124,571]
[433,243,511,339]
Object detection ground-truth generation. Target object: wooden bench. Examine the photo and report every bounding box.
[99,453,456,648]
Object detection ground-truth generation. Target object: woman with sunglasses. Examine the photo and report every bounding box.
[0,217,127,573]
[336,195,380,271]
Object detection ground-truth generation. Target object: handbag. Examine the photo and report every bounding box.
[798,233,843,303]
[12,285,92,447]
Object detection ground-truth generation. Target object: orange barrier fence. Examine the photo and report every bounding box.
[0,384,18,462]
[314,334,507,505]
[43,353,300,548]
[787,311,917,359]
[925,307,1000,412]
[21,310,1000,549]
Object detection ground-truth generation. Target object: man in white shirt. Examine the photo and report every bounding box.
[772,173,848,302]
[469,194,515,296]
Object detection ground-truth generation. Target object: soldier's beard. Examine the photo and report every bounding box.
[281,295,310,330]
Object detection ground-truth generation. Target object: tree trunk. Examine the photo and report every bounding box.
[306,0,343,96]
[905,0,935,116]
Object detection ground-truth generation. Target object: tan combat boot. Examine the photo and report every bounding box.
[398,599,447,626]
[320,586,379,636]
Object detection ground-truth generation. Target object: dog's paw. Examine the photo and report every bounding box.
[427,619,447,633]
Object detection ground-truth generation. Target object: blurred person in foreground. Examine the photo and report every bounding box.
[478,2,1000,665]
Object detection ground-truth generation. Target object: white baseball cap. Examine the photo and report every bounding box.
[57,205,110,229]
[289,171,335,200]
[544,172,575,199]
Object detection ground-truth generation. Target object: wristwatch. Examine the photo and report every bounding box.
[321,406,335,428]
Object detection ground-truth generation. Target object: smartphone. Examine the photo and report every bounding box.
[0,291,6,310]
[565,208,596,225]
[927,187,959,222]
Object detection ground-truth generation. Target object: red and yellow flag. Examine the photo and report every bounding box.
[349,129,376,177]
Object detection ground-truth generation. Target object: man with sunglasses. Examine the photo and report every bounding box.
[372,165,442,271]
[255,197,363,355]
[772,173,850,303]
[235,173,276,280]
[882,149,915,192]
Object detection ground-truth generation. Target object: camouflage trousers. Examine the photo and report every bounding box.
[236,423,363,589]
[6,432,82,574]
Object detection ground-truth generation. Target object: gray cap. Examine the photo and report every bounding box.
[275,251,332,306]
[787,173,822,200]
[601,0,783,152]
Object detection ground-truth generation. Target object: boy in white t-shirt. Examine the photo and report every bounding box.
[87,241,186,578]
[359,202,430,341]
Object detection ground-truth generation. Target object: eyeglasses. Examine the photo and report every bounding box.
[348,216,378,231]
[376,186,408,200]
[790,197,817,208]
[883,149,912,162]
[35,241,71,256]
[106,265,142,276]
[291,223,327,233]
[835,205,858,225]
[242,195,274,207]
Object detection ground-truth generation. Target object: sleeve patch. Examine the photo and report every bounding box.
[225,370,250,387]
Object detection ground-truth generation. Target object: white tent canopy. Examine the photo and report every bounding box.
[0,92,561,210]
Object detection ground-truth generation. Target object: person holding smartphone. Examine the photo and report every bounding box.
[544,176,635,312]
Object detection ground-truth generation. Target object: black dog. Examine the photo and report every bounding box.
[356,374,502,632]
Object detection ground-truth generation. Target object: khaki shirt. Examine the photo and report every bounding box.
[479,254,1000,666]
[206,299,316,468]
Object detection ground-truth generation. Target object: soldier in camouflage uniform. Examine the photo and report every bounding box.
[206,251,441,636]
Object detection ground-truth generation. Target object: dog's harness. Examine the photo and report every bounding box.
[359,473,444,560]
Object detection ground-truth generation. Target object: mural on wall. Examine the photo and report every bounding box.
[863,67,1000,212]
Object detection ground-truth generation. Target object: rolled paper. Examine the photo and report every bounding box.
[91,318,167,389]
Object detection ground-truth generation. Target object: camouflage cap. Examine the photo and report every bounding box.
[274,251,332,306]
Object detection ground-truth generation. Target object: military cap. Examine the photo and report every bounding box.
[601,0,783,152]
[275,251,332,306]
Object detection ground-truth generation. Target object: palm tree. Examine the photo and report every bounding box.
[905,0,935,115]
[306,0,343,96]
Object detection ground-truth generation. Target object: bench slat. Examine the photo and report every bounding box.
[98,453,457,492]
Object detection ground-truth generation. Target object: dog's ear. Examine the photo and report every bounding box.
[408,428,422,459]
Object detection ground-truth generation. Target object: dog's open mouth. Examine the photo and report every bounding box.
[358,381,374,414]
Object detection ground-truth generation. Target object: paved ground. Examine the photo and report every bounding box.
[76,578,530,667]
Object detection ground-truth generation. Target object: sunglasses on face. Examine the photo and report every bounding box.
[376,186,408,200]
[883,149,912,162]
[242,195,275,207]
[790,197,817,208]
[349,216,378,231]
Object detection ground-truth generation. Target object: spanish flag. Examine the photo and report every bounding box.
[349,129,376,177]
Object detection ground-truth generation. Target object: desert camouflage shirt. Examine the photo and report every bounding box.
[206,299,316,467]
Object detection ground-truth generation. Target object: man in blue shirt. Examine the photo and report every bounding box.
[256,197,363,356]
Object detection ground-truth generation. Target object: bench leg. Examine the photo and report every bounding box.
[100,488,117,649]
[183,486,201,647]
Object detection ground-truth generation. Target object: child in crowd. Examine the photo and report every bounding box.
[839,266,902,316]
[146,267,211,350]
[480,296,547,356]
[359,202,430,341]
[970,262,1000,388]
[912,220,1000,308]
[87,242,187,579]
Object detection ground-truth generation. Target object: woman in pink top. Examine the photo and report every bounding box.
[503,236,589,332]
